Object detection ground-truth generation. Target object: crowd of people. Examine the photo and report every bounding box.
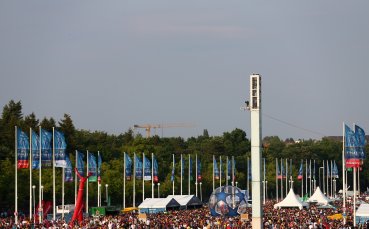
[1,198,368,228]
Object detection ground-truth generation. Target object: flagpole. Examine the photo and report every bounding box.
[15,126,18,225]
[247,157,250,193]
[219,156,222,188]
[29,128,32,221]
[263,158,266,204]
[97,151,100,207]
[86,150,89,214]
[75,150,77,205]
[181,154,183,195]
[354,166,357,227]
[62,166,65,219]
[151,153,154,198]
[212,155,214,191]
[326,160,329,198]
[305,159,307,197]
[314,160,316,191]
[188,154,190,195]
[133,152,136,208]
[226,156,228,186]
[281,158,283,199]
[172,154,174,195]
[195,154,198,197]
[330,160,333,198]
[123,152,126,209]
[232,156,235,186]
[323,160,325,194]
[285,158,288,195]
[52,127,56,220]
[309,160,312,197]
[142,152,145,202]
[301,160,303,199]
[276,158,278,202]
[38,126,42,224]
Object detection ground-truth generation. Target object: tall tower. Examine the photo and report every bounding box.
[250,74,263,228]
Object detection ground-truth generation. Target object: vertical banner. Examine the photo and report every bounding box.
[76,151,84,176]
[54,130,67,168]
[277,161,282,179]
[355,125,366,160]
[297,161,303,180]
[125,154,132,180]
[135,155,143,179]
[333,161,339,178]
[153,156,159,183]
[88,152,97,182]
[97,152,102,183]
[31,131,40,169]
[197,157,202,182]
[233,157,237,182]
[214,157,219,180]
[248,159,252,181]
[65,155,73,182]
[345,124,360,167]
[189,156,193,181]
[17,128,30,169]
[143,155,151,181]
[40,129,52,167]
[170,155,175,182]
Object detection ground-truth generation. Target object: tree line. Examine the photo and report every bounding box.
[0,100,368,212]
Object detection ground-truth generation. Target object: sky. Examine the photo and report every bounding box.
[0,1,368,140]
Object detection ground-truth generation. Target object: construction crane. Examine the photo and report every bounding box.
[133,123,195,138]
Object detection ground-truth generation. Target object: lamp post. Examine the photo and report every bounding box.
[158,183,160,198]
[200,182,202,202]
[105,184,109,205]
[32,185,36,224]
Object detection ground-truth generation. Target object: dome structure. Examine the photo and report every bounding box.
[208,185,248,216]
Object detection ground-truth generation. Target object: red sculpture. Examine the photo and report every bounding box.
[69,169,91,227]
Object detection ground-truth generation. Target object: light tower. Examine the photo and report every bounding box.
[250,74,263,228]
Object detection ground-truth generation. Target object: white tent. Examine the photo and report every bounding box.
[307,186,332,205]
[138,197,180,213]
[274,188,309,210]
[356,203,369,225]
[167,195,203,209]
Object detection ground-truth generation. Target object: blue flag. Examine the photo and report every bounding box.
[88,152,97,182]
[98,152,102,183]
[40,129,52,167]
[153,156,159,183]
[135,154,143,179]
[65,154,73,182]
[189,156,193,181]
[17,127,30,169]
[332,161,339,178]
[76,151,84,176]
[197,157,202,182]
[345,124,361,168]
[214,157,219,180]
[143,155,151,181]
[32,131,40,169]
[125,153,132,180]
[181,155,185,176]
[227,158,231,180]
[171,156,175,182]
[355,125,366,159]
[297,161,303,180]
[54,130,67,168]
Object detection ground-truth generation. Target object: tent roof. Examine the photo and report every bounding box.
[356,203,369,217]
[167,195,203,206]
[274,188,309,210]
[138,197,180,209]
[307,186,332,205]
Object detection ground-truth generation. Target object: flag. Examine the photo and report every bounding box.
[307,162,310,179]
[54,130,67,168]
[277,161,282,179]
[197,157,202,182]
[97,152,102,183]
[233,157,237,182]
[31,131,40,169]
[189,156,193,181]
[281,162,286,178]
[143,155,151,181]
[40,129,52,167]
[355,125,366,159]
[345,124,360,167]
[88,152,97,182]
[65,154,73,182]
[76,151,84,176]
[248,159,252,181]
[227,158,231,180]
[125,153,132,181]
[135,154,143,179]
[181,155,185,176]
[17,127,29,169]
[313,160,316,179]
[153,156,159,183]
[332,161,339,178]
[170,156,175,182]
[297,161,303,180]
[327,161,330,178]
[214,157,219,180]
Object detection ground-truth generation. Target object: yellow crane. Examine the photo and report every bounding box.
[133,123,195,138]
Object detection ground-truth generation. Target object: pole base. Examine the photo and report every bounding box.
[252,217,263,229]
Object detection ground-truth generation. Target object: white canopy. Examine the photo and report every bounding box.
[167,195,203,208]
[307,186,332,205]
[138,197,180,213]
[274,188,309,210]
[357,203,369,217]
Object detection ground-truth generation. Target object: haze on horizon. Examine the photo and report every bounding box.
[1,1,368,141]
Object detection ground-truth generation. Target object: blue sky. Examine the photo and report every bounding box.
[1,1,368,140]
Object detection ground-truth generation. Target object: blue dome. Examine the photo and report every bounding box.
[208,185,248,216]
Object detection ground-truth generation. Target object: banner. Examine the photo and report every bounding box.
[40,129,52,167]
[135,155,143,179]
[143,155,151,181]
[54,130,67,168]
[76,151,84,176]
[297,161,303,180]
[98,152,102,183]
[65,154,73,182]
[153,156,159,183]
[181,155,185,177]
[197,157,202,182]
[32,131,40,169]
[233,157,237,182]
[189,156,193,181]
[248,159,252,181]
[355,125,366,159]
[332,161,339,178]
[327,161,330,178]
[227,158,231,180]
[277,161,282,179]
[345,124,360,167]
[17,128,29,169]
[214,157,219,180]
[125,153,132,180]
[88,152,97,182]
[170,156,175,182]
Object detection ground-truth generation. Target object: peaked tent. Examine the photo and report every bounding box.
[167,195,203,209]
[138,198,180,213]
[274,188,309,210]
[356,203,369,225]
[307,186,332,205]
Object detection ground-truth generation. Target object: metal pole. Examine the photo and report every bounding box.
[276,158,278,202]
[181,154,183,195]
[196,154,198,197]
[133,152,136,207]
[15,126,18,225]
[142,153,145,202]
[188,154,191,195]
[123,152,126,209]
[86,150,89,213]
[52,127,55,220]
[29,128,32,221]
[39,126,42,224]
[172,154,175,196]
[219,156,222,188]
